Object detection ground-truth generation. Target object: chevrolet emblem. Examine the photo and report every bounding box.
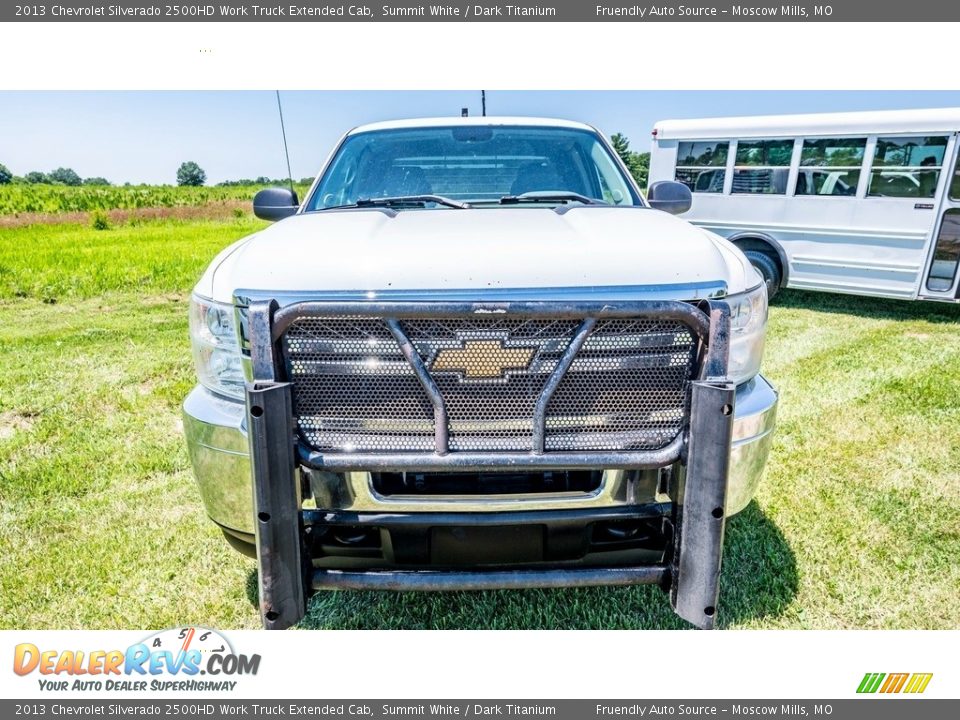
[431,340,535,379]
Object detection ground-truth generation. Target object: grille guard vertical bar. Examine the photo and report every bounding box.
[670,298,733,629]
[247,380,308,630]
[531,317,596,454]
[670,379,735,629]
[699,299,732,381]
[248,300,280,382]
[386,318,449,455]
[247,299,307,630]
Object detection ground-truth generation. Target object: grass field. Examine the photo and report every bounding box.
[0,183,311,216]
[1,214,959,630]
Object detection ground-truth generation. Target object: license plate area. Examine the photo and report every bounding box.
[430,525,545,565]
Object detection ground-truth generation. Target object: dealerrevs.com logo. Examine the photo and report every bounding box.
[13,627,260,692]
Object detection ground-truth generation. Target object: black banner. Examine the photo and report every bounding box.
[3,0,956,23]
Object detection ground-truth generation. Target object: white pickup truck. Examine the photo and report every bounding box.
[183,117,778,629]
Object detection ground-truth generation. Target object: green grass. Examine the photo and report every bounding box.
[0,183,311,215]
[1,217,959,629]
[0,216,267,300]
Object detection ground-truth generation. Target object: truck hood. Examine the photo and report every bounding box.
[198,207,755,303]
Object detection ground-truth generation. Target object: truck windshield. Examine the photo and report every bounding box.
[305,125,642,210]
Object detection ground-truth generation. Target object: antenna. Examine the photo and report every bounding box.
[275,90,295,196]
[481,90,486,117]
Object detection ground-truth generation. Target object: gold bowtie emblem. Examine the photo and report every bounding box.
[431,340,535,379]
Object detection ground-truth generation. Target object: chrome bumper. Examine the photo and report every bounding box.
[183,375,778,536]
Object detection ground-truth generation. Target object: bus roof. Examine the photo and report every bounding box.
[653,107,960,140]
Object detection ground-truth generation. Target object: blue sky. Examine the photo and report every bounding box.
[1,90,958,184]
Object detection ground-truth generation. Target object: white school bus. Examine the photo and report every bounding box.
[648,108,960,301]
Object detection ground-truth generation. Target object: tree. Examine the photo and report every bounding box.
[610,133,649,189]
[631,152,650,189]
[82,177,111,186]
[0,163,11,185]
[176,161,206,187]
[610,133,632,163]
[48,167,82,186]
[25,171,47,184]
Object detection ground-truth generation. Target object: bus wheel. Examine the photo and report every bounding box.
[744,250,782,300]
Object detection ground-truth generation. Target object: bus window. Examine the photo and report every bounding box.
[867,136,948,198]
[927,208,960,292]
[795,137,865,196]
[732,139,792,194]
[675,141,728,193]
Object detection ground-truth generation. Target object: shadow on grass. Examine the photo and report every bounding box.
[776,289,960,323]
[245,501,796,630]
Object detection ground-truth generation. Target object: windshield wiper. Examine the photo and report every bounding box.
[498,191,604,206]
[356,195,470,209]
[317,195,470,212]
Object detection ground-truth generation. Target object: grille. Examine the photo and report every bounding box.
[281,314,700,453]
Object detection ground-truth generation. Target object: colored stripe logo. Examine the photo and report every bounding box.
[857,672,933,694]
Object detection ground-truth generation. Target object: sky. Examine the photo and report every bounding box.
[1,90,959,185]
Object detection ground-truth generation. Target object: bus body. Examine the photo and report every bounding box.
[649,108,960,302]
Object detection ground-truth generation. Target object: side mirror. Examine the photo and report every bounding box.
[647,181,692,215]
[253,187,299,221]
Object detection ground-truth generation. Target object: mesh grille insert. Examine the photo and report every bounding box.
[546,319,697,451]
[281,314,700,453]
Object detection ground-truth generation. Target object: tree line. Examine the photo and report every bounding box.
[0,161,298,188]
[610,133,650,188]
[0,166,110,186]
[1,132,650,189]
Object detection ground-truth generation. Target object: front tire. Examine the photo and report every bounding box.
[744,250,782,300]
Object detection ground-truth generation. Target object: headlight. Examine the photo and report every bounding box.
[189,295,245,399]
[726,283,768,384]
